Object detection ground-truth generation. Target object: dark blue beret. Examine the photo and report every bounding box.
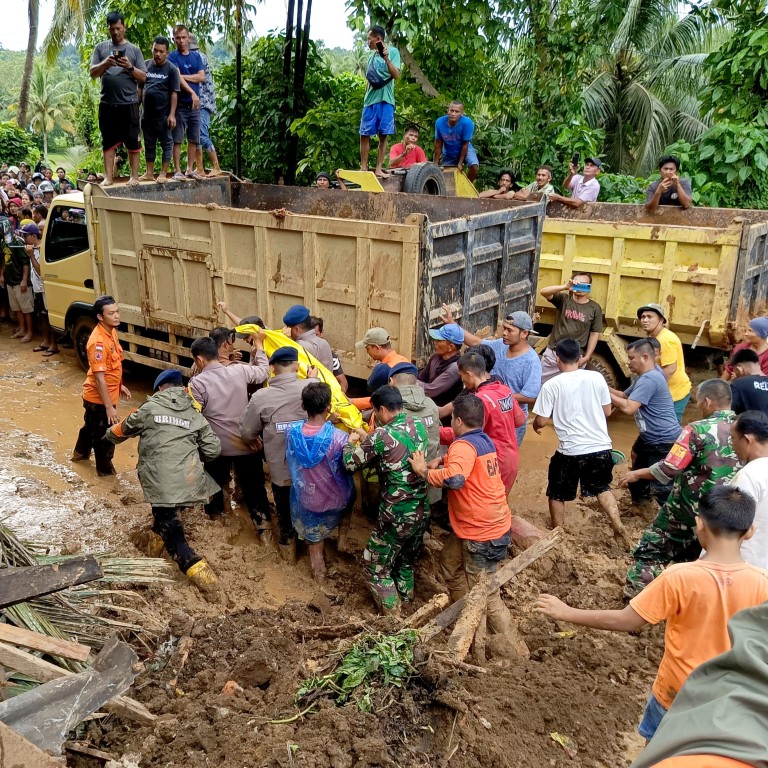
[154,369,183,390]
[389,362,419,378]
[269,346,299,364]
[282,304,311,326]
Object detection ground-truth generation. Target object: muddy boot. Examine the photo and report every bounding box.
[185,559,222,602]
[145,530,166,558]
[278,537,297,564]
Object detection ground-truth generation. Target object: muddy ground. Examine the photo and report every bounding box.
[0,329,716,767]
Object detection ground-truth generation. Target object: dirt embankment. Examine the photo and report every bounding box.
[0,332,675,767]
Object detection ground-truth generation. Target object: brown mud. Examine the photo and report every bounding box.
[0,329,717,766]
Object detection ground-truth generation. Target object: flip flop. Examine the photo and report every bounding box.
[42,349,60,357]
[32,345,47,352]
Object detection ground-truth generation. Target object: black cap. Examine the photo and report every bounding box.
[235,315,264,339]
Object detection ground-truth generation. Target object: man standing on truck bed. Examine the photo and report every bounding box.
[168,25,204,181]
[638,303,692,423]
[539,274,603,384]
[359,25,401,179]
[89,11,147,186]
[71,296,131,476]
[644,155,692,213]
[434,101,479,183]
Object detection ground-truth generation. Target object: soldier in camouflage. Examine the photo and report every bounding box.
[342,385,429,613]
[620,379,739,597]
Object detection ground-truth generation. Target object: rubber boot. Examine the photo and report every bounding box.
[186,559,222,602]
[145,530,166,558]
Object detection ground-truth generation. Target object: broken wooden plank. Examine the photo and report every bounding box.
[419,528,563,643]
[446,573,488,663]
[63,742,115,762]
[402,593,450,629]
[0,721,65,768]
[0,638,139,755]
[0,556,104,608]
[0,623,91,662]
[0,642,155,725]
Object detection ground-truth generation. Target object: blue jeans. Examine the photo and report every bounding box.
[638,692,668,740]
[199,107,215,152]
[673,393,691,425]
[515,422,526,448]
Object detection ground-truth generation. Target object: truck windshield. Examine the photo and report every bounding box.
[45,208,88,262]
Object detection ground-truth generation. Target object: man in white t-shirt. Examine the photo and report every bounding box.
[532,338,629,545]
[729,410,768,568]
[549,157,602,208]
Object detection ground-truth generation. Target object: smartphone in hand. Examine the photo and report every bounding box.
[376,41,385,55]
[570,152,580,167]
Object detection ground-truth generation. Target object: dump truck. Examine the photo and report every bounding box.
[536,202,768,385]
[40,177,546,376]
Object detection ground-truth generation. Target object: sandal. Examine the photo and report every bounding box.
[42,349,60,357]
[32,345,47,352]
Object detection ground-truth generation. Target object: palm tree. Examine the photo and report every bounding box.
[28,65,75,157]
[581,1,728,175]
[17,0,40,127]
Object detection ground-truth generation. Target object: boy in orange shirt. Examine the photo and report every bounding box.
[409,392,528,655]
[536,485,768,741]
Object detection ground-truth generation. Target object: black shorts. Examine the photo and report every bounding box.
[99,102,141,152]
[546,449,613,502]
[33,291,47,318]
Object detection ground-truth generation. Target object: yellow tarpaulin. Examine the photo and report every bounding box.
[235,324,364,432]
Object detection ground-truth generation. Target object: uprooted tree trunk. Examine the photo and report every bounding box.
[447,573,488,663]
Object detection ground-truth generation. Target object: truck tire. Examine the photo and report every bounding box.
[586,352,620,390]
[402,163,447,196]
[72,315,97,372]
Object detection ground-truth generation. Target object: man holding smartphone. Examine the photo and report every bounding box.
[89,11,147,186]
[359,25,401,179]
[549,156,602,208]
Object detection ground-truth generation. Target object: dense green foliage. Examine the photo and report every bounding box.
[0,121,36,163]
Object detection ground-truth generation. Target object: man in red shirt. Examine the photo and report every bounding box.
[389,125,427,169]
[439,348,525,494]
[72,295,131,475]
[410,393,528,656]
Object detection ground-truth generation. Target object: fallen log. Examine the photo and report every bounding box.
[509,515,546,549]
[0,638,139,755]
[0,642,155,725]
[0,624,92,663]
[419,528,563,643]
[0,557,103,608]
[403,594,450,629]
[446,574,488,663]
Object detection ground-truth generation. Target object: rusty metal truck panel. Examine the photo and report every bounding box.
[539,202,768,349]
[80,179,545,376]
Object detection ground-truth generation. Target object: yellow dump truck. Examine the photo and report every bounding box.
[41,177,545,375]
[536,202,768,385]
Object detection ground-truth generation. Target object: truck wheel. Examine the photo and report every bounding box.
[402,163,447,196]
[72,315,97,372]
[586,352,620,389]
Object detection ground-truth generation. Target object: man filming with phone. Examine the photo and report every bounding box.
[549,155,602,208]
[90,11,147,186]
[359,25,401,179]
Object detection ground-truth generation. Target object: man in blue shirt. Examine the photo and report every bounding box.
[610,339,682,506]
[434,101,479,182]
[359,25,401,179]
[168,24,204,180]
[440,305,541,445]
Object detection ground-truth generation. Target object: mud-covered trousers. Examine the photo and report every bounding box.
[624,498,701,598]
[363,502,429,611]
[73,399,116,475]
[152,506,201,573]
[204,452,270,524]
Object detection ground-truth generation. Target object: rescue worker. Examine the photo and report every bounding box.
[239,345,319,561]
[620,378,739,597]
[72,296,131,476]
[188,336,272,532]
[389,362,440,468]
[342,385,429,614]
[283,304,334,371]
[418,323,465,409]
[105,369,221,595]
[350,326,408,412]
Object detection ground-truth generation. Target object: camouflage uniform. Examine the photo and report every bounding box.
[342,411,429,611]
[625,410,740,597]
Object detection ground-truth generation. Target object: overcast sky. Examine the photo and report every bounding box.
[0,0,356,52]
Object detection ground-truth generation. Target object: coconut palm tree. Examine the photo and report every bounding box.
[581,1,728,175]
[17,0,40,128]
[28,65,75,158]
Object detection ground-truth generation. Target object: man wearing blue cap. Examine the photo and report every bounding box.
[418,323,464,409]
[240,345,319,561]
[105,368,222,597]
[441,305,542,445]
[283,304,334,372]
